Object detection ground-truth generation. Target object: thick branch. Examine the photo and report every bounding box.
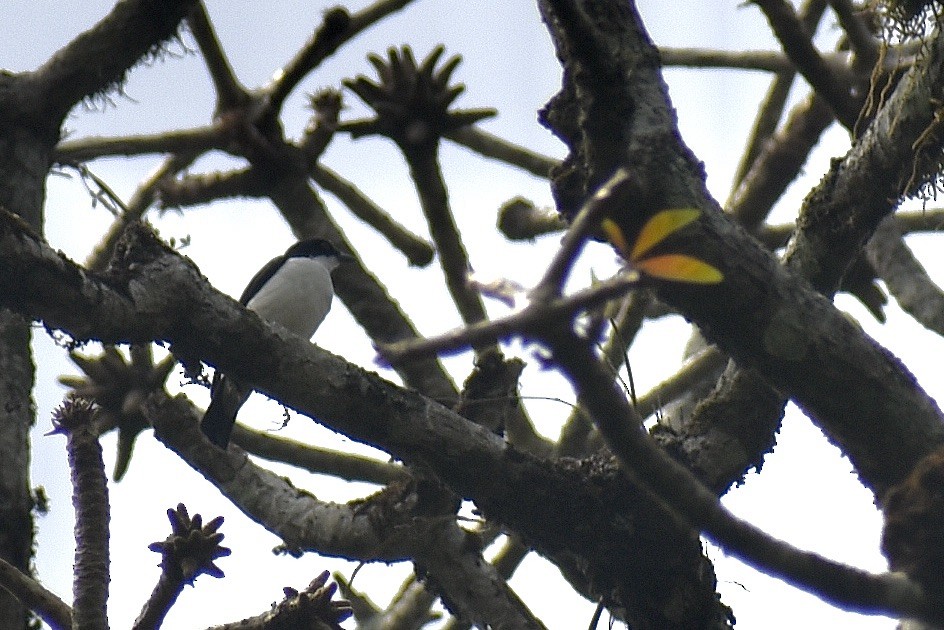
[147,395,437,562]
[1,219,719,626]
[150,398,547,630]
[28,0,197,124]
[542,327,936,625]
[538,0,944,499]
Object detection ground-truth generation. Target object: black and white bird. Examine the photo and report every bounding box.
[200,238,351,448]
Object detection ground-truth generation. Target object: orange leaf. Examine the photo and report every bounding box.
[635,254,724,284]
[630,208,701,262]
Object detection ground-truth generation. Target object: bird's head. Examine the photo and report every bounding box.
[285,239,355,269]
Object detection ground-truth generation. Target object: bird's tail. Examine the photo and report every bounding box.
[200,375,250,448]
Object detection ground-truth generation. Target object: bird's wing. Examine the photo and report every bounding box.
[237,254,283,305]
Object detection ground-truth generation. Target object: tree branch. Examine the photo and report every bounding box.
[310,163,435,267]
[540,325,937,624]
[264,0,418,116]
[230,424,407,486]
[751,0,861,128]
[85,153,199,272]
[53,127,225,163]
[1,218,722,626]
[828,0,880,68]
[537,0,944,499]
[148,396,412,561]
[186,2,247,112]
[29,0,198,124]
[149,397,548,629]
[728,93,834,229]
[445,126,559,178]
[0,557,72,630]
[659,47,806,73]
[867,216,944,335]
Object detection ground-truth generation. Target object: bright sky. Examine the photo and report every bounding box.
[5,1,938,628]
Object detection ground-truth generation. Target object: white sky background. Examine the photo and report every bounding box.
[3,0,942,628]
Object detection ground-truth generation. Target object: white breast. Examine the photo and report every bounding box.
[245,257,335,339]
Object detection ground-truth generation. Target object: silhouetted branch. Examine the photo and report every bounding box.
[53,127,224,163]
[445,126,560,178]
[187,2,247,111]
[0,558,72,630]
[265,0,419,115]
[752,0,861,128]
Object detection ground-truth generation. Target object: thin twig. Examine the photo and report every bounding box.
[557,291,650,457]
[53,127,224,163]
[265,0,418,115]
[231,424,407,485]
[659,47,802,73]
[187,2,247,111]
[265,8,351,114]
[311,164,434,267]
[529,168,629,303]
[86,153,198,271]
[380,272,641,364]
[445,126,560,178]
[634,347,727,421]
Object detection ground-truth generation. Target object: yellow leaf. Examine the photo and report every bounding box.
[635,254,724,284]
[630,208,701,261]
[601,218,630,257]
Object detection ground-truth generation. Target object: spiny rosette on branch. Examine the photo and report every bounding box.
[273,571,354,630]
[59,344,175,480]
[148,503,230,586]
[341,45,496,152]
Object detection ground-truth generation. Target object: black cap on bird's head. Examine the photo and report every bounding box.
[285,239,355,263]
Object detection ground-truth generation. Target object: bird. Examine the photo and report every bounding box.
[200,238,351,448]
